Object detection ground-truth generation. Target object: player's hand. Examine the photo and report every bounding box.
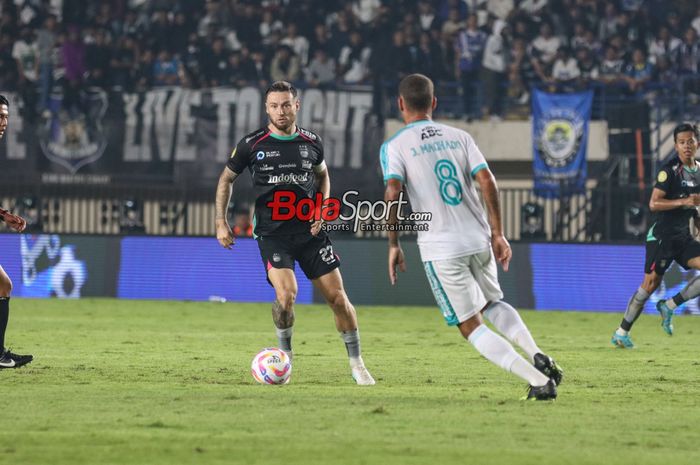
[216,220,235,249]
[491,234,512,272]
[687,194,700,207]
[388,245,406,285]
[3,213,26,233]
[310,218,324,236]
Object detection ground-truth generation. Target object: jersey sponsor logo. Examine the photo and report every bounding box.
[420,126,443,140]
[256,151,265,160]
[278,163,297,168]
[299,128,317,141]
[538,119,581,168]
[246,130,266,143]
[299,145,310,158]
[682,180,696,187]
[257,164,274,172]
[268,173,310,184]
[302,160,312,170]
[658,171,668,182]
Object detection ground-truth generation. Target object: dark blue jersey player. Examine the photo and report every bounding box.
[612,123,700,348]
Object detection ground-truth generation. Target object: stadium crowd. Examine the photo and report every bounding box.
[0,0,699,119]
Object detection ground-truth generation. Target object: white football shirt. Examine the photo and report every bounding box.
[381,120,491,261]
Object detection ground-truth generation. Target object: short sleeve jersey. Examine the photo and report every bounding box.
[227,127,325,237]
[380,120,491,262]
[652,158,700,241]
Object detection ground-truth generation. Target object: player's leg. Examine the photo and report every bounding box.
[655,242,700,335]
[0,265,33,369]
[257,236,298,358]
[312,269,375,385]
[612,239,665,347]
[424,257,555,400]
[267,268,298,358]
[469,249,563,384]
[612,272,661,347]
[298,233,374,385]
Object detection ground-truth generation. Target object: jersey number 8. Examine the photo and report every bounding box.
[434,159,463,206]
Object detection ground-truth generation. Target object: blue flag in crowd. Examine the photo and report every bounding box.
[532,89,593,198]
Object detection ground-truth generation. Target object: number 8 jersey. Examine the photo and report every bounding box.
[380,120,491,261]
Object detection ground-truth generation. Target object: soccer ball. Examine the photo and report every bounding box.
[251,348,292,385]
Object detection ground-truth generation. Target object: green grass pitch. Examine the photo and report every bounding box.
[2,299,700,465]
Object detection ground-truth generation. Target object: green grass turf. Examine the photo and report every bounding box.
[2,299,700,465]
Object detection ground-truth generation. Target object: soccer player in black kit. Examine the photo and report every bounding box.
[0,94,33,369]
[612,123,700,348]
[215,81,375,384]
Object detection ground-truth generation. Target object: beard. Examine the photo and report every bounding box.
[269,117,295,132]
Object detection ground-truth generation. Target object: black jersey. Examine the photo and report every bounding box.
[227,126,325,237]
[651,158,700,240]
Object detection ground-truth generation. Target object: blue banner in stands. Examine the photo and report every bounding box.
[532,89,593,198]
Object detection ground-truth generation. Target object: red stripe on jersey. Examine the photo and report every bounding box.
[251,131,272,151]
[266,260,273,271]
[650,261,656,271]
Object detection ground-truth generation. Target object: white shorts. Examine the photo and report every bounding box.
[423,249,504,326]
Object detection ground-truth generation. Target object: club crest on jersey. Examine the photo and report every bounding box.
[272,253,281,263]
[38,89,108,174]
[299,145,310,159]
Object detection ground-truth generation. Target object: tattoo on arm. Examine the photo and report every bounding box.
[272,299,295,329]
[215,167,238,221]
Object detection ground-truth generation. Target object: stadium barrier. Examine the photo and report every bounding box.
[2,233,697,314]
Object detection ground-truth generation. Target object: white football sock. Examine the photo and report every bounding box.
[484,301,542,362]
[468,324,549,387]
[615,327,629,336]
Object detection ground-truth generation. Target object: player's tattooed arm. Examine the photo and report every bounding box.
[215,167,238,249]
[475,168,512,271]
[272,299,295,329]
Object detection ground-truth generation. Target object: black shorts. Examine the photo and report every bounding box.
[645,236,700,275]
[257,231,340,282]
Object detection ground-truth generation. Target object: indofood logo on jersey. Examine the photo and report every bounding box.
[268,173,310,184]
[39,89,109,174]
[538,118,582,168]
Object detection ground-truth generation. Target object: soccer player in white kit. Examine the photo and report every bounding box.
[382,74,562,400]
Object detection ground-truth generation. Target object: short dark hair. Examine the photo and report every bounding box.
[265,81,298,101]
[673,123,699,142]
[0,94,8,107]
[398,74,434,112]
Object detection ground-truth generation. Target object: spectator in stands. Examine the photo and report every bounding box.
[338,30,371,84]
[549,46,580,92]
[225,51,250,88]
[648,25,681,65]
[598,2,620,41]
[269,44,301,83]
[200,36,229,87]
[677,27,700,75]
[416,31,446,82]
[531,22,560,66]
[417,1,437,31]
[61,26,85,116]
[281,23,310,66]
[133,48,154,92]
[85,28,112,88]
[305,48,336,88]
[0,33,17,92]
[249,48,270,89]
[110,35,138,91]
[12,26,38,114]
[598,45,624,86]
[481,19,509,121]
[441,7,465,39]
[352,0,382,26]
[576,47,600,88]
[36,14,57,113]
[260,10,284,47]
[455,13,487,120]
[153,49,181,87]
[622,47,653,94]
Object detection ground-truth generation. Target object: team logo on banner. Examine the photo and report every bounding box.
[532,89,593,197]
[39,89,108,174]
[539,119,581,168]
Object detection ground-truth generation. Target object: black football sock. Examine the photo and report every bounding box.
[0,297,9,352]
